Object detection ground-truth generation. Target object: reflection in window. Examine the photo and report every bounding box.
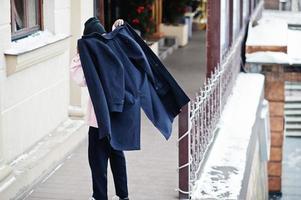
[12,0,25,30]
[11,0,42,40]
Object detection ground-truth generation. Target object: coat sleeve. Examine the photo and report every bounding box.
[117,31,156,86]
[77,38,125,113]
[124,23,190,117]
[123,24,171,95]
[70,53,87,87]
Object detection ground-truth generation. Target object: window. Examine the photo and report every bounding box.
[233,0,240,39]
[243,0,249,22]
[11,0,43,41]
[220,0,229,56]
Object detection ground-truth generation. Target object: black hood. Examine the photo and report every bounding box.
[83,17,106,35]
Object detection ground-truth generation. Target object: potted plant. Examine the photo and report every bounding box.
[125,0,156,37]
[122,0,159,55]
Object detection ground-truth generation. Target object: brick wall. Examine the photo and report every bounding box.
[263,64,284,193]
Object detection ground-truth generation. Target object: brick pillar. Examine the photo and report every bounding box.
[263,65,284,194]
[206,0,220,77]
[264,0,279,9]
[178,103,190,199]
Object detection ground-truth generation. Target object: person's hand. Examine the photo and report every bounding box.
[112,19,124,31]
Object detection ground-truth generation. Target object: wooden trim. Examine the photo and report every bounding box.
[246,45,287,54]
[11,0,14,33]
[38,0,44,30]
[96,0,105,25]
[11,25,40,41]
[178,103,190,199]
[229,0,233,47]
[240,0,243,29]
[206,0,221,77]
[24,0,28,28]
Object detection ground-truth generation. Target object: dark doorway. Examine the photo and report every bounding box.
[94,0,127,31]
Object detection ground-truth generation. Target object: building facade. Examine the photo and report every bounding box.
[0,0,94,198]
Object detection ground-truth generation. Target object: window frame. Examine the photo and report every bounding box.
[11,0,43,41]
[94,0,105,25]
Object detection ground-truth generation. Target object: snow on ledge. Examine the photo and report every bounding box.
[263,10,301,26]
[5,30,68,55]
[246,28,301,65]
[246,18,288,47]
[246,51,291,65]
[191,73,265,199]
[246,10,301,65]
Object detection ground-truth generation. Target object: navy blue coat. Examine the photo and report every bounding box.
[78,23,190,151]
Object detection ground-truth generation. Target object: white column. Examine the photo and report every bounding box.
[69,0,93,118]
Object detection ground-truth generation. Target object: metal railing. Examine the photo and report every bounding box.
[178,39,242,199]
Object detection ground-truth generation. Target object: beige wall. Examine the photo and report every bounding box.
[245,139,269,200]
[0,0,93,198]
[0,0,12,182]
[0,0,71,163]
[69,0,93,115]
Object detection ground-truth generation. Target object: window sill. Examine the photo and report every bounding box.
[4,31,70,76]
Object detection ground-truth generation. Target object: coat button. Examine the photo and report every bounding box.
[155,86,159,90]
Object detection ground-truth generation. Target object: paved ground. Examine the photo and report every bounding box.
[270,84,301,200]
[281,136,301,200]
[22,30,206,200]
[269,136,301,200]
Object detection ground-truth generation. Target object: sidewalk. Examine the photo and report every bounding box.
[281,137,301,200]
[22,30,206,200]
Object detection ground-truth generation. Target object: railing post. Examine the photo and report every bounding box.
[178,102,190,199]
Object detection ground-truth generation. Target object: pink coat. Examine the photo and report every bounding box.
[70,54,98,128]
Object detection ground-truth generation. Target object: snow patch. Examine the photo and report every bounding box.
[263,10,301,25]
[246,51,291,64]
[191,73,265,199]
[284,148,301,169]
[247,18,288,47]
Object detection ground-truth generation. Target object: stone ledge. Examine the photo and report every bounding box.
[4,33,70,76]
[0,119,88,200]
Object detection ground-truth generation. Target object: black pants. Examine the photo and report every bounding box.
[88,126,128,200]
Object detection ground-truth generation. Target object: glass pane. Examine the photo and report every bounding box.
[28,0,38,27]
[243,0,249,21]
[12,0,25,31]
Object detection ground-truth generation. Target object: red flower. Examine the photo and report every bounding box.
[132,18,140,25]
[136,6,145,14]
